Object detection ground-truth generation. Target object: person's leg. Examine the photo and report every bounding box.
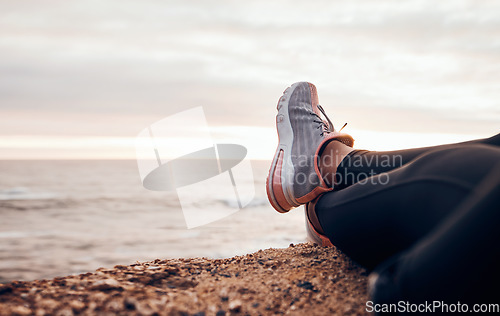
[315,143,500,270]
[370,162,500,304]
[320,133,500,189]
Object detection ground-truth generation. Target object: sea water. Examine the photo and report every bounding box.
[0,160,305,282]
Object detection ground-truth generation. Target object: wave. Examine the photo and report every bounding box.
[0,187,58,201]
[218,196,268,209]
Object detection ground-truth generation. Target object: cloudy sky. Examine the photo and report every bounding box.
[0,0,499,159]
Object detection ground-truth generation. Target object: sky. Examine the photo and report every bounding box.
[0,0,499,159]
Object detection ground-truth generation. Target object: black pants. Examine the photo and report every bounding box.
[316,133,500,303]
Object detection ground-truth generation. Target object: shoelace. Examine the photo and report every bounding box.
[311,105,348,136]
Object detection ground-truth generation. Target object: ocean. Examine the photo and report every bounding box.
[0,160,306,282]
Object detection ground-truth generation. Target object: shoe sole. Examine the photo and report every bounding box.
[266,82,306,213]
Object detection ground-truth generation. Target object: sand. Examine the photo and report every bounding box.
[0,243,369,315]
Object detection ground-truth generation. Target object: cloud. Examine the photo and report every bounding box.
[0,0,498,143]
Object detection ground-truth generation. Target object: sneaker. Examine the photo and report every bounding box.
[266,82,354,213]
[305,197,333,247]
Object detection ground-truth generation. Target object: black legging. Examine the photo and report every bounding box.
[315,133,500,303]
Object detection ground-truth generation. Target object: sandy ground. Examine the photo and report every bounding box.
[0,243,370,315]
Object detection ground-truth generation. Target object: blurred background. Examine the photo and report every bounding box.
[1,0,499,282]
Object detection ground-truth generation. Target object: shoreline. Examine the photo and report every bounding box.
[0,243,369,315]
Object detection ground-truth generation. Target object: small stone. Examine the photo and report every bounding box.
[0,284,13,295]
[114,265,128,270]
[229,299,242,313]
[106,299,123,312]
[90,278,123,291]
[35,308,46,316]
[164,266,179,275]
[11,306,32,316]
[124,297,137,310]
[296,281,318,292]
[40,299,59,311]
[55,307,74,316]
[135,301,155,315]
[69,300,85,312]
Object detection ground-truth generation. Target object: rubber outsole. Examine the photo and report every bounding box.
[266,83,303,213]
